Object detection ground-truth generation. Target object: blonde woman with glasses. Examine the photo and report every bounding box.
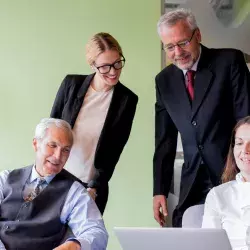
[50,32,138,214]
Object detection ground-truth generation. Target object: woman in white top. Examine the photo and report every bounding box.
[50,33,138,214]
[202,116,250,250]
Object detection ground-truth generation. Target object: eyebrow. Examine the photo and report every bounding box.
[235,137,250,140]
[235,137,242,141]
[97,58,122,67]
[47,141,71,147]
[166,39,189,47]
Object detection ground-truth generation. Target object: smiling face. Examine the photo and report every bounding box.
[93,49,123,87]
[33,125,73,176]
[160,20,201,70]
[234,124,250,181]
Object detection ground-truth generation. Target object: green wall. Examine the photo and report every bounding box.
[234,0,250,27]
[0,1,161,249]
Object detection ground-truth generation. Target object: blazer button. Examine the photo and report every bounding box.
[192,121,197,126]
[198,145,204,150]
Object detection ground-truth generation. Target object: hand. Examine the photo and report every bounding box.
[153,195,168,227]
[53,241,81,250]
[87,187,97,201]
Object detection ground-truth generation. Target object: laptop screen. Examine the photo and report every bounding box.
[114,227,232,250]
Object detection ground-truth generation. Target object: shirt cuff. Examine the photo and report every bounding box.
[66,238,92,250]
[66,238,82,248]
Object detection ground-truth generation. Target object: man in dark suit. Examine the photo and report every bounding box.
[153,8,250,227]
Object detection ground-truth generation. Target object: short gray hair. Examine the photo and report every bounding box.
[34,118,73,141]
[157,8,198,36]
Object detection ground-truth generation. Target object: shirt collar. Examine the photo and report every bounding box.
[30,165,55,184]
[235,172,250,209]
[183,45,201,76]
[236,172,249,184]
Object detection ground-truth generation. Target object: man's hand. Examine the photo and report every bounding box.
[153,195,168,227]
[87,188,97,201]
[53,241,81,250]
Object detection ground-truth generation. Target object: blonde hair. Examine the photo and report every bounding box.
[86,32,123,65]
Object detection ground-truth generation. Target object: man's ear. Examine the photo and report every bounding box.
[196,28,202,43]
[32,138,38,152]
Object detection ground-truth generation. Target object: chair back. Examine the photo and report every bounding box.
[182,204,205,228]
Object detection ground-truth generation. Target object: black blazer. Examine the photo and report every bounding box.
[50,74,138,188]
[153,45,250,206]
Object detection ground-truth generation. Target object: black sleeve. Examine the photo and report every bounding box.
[153,80,178,197]
[50,75,72,119]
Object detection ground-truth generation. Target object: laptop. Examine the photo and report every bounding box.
[114,227,232,250]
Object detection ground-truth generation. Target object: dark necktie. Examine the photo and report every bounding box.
[186,70,195,101]
[25,178,46,201]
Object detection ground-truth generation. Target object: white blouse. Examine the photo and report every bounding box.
[202,173,250,250]
[64,85,114,183]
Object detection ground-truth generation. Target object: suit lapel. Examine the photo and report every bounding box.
[191,69,214,118]
[95,82,127,157]
[69,74,94,126]
[191,45,214,119]
[77,74,94,99]
[170,66,192,117]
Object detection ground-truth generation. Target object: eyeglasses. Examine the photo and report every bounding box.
[163,29,196,52]
[94,56,126,74]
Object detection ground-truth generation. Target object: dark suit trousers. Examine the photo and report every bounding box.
[82,182,109,215]
[95,184,109,215]
[172,164,213,227]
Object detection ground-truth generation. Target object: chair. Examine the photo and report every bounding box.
[182,204,205,228]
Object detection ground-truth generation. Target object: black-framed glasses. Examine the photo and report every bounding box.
[163,29,197,52]
[94,56,126,74]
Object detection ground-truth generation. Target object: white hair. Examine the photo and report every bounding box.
[34,118,72,140]
[157,8,198,36]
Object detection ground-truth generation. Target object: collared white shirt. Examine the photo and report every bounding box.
[182,46,201,87]
[0,167,108,250]
[202,172,250,250]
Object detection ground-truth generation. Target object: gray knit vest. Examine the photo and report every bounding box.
[0,165,80,250]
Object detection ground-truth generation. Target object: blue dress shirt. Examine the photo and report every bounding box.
[0,167,108,250]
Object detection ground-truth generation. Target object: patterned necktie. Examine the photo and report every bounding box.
[25,178,46,201]
[186,70,195,101]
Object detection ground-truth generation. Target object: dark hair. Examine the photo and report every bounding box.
[222,116,250,183]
